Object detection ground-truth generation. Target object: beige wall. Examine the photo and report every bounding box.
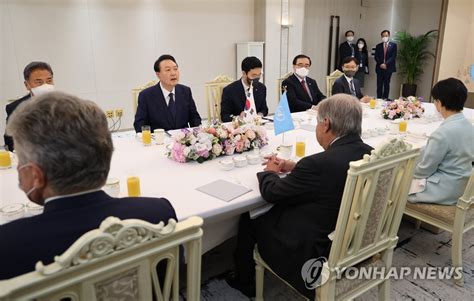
[438,0,474,92]
[1,0,255,138]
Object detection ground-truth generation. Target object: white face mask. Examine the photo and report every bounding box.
[358,43,364,49]
[382,37,389,43]
[295,67,309,78]
[31,83,55,96]
[346,36,354,42]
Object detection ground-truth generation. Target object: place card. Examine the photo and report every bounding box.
[196,179,251,202]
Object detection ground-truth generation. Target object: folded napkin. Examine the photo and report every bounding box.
[409,178,427,194]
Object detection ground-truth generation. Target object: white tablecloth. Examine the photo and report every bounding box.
[1,103,473,252]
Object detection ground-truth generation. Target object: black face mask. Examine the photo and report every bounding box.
[247,77,260,86]
[344,70,357,78]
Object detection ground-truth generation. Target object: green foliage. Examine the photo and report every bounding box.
[394,30,438,85]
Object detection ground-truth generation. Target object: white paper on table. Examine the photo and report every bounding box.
[409,178,427,194]
[249,203,274,219]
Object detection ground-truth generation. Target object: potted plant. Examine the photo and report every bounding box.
[394,30,438,97]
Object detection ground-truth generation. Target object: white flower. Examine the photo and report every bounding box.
[175,132,185,140]
[184,147,191,156]
[212,143,223,155]
[195,143,206,152]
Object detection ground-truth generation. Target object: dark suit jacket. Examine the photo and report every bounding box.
[282,74,326,113]
[355,50,369,74]
[338,42,356,70]
[220,79,268,122]
[133,83,201,132]
[0,191,178,280]
[254,134,372,298]
[375,42,397,73]
[331,75,364,99]
[4,94,31,151]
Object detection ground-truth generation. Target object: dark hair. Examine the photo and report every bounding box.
[292,54,312,66]
[345,30,355,36]
[241,56,262,73]
[431,78,467,111]
[154,54,177,72]
[381,30,390,36]
[356,38,368,54]
[342,56,360,66]
[23,62,53,81]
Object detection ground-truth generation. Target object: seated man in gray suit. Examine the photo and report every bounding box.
[332,57,370,103]
[0,92,178,279]
[228,94,373,298]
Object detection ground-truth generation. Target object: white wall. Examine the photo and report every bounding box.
[438,0,474,92]
[1,0,254,140]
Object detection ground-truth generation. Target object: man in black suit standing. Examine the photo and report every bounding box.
[338,30,356,70]
[4,62,55,151]
[0,92,178,280]
[228,94,373,298]
[282,54,326,113]
[374,30,397,99]
[332,57,371,103]
[134,55,201,132]
[220,56,268,122]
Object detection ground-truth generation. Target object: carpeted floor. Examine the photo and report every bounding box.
[182,219,473,300]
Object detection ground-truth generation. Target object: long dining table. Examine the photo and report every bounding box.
[1,102,473,253]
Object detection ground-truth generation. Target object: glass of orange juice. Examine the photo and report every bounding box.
[141,125,152,146]
[369,98,376,109]
[295,135,306,158]
[0,150,12,169]
[127,176,141,197]
[399,120,408,133]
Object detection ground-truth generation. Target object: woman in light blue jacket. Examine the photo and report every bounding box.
[409,78,473,205]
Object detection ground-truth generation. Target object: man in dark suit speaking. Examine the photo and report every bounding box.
[332,57,371,103]
[220,56,268,122]
[134,55,201,132]
[374,30,397,99]
[228,94,372,298]
[0,92,178,280]
[282,54,326,113]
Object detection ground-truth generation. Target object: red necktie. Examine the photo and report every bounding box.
[301,80,309,96]
[383,43,388,62]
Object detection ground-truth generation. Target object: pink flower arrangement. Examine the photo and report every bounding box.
[168,116,268,163]
[381,96,425,120]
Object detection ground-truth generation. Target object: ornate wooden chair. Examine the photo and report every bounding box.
[0,216,203,301]
[404,171,474,286]
[131,80,158,113]
[204,75,233,123]
[254,138,421,300]
[326,70,344,97]
[278,72,293,97]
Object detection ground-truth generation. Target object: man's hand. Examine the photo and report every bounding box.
[380,63,387,70]
[262,154,296,173]
[360,95,371,103]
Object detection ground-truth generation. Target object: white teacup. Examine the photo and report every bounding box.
[0,203,25,221]
[247,154,260,165]
[219,159,235,171]
[103,177,120,197]
[233,156,248,167]
[278,144,293,160]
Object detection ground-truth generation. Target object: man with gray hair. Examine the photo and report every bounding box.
[0,91,177,280]
[229,94,373,298]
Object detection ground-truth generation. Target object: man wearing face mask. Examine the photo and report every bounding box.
[338,30,356,71]
[220,56,268,122]
[332,57,371,103]
[375,30,397,99]
[282,54,326,113]
[3,61,55,151]
[0,91,178,280]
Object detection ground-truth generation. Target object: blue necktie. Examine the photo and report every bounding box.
[168,92,176,121]
[350,80,356,96]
